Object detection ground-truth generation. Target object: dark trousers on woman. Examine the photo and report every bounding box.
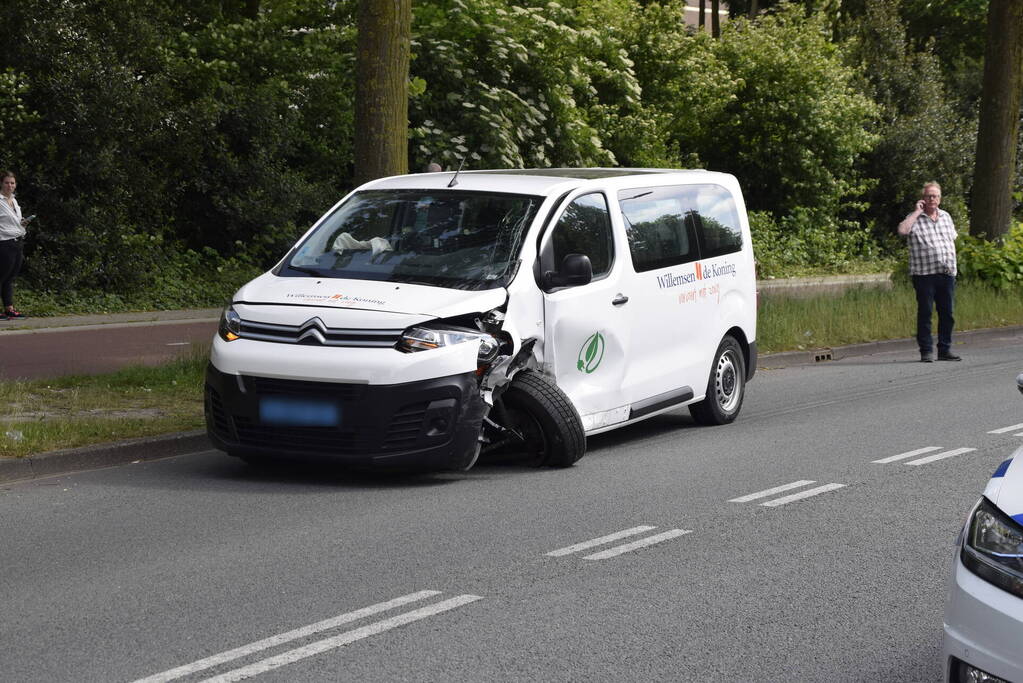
[912,273,955,355]
[0,237,24,308]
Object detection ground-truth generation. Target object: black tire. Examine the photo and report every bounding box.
[689,336,746,426]
[498,371,585,467]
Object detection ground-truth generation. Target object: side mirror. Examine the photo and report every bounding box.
[544,253,593,290]
[1017,372,1023,395]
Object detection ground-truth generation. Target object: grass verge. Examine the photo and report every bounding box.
[758,280,1023,354]
[0,346,207,458]
[2,280,1021,459]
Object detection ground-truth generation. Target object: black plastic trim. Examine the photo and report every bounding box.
[629,387,694,420]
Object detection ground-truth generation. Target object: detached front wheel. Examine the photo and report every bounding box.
[689,336,746,426]
[493,371,585,467]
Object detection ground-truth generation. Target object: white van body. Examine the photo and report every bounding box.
[205,169,757,470]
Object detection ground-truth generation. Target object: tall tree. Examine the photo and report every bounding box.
[353,0,412,185]
[970,0,1023,238]
[711,0,721,38]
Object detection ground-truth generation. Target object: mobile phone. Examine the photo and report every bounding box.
[23,215,35,223]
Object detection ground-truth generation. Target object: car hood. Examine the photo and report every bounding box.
[234,272,507,320]
[983,443,1023,524]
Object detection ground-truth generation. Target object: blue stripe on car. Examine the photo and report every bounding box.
[992,458,1013,478]
[1014,513,1023,525]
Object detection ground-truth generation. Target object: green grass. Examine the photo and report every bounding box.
[758,281,1023,354]
[0,346,208,458]
[3,280,1022,459]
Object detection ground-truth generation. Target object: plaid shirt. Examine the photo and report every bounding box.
[906,209,957,276]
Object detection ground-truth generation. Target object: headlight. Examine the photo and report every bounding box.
[961,497,1023,599]
[218,306,241,342]
[397,325,500,364]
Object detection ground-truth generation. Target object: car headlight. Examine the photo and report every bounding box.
[397,325,500,364]
[961,497,1023,599]
[218,305,242,342]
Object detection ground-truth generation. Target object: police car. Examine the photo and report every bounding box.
[204,168,758,470]
[942,373,1023,682]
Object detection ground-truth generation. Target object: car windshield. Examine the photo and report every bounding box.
[282,189,543,290]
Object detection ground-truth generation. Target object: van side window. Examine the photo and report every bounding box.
[692,184,743,258]
[551,193,614,278]
[619,186,700,272]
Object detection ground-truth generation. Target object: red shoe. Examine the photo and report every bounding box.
[4,308,26,319]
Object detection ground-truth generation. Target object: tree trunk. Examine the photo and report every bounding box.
[970,0,1023,239]
[699,0,706,31]
[353,0,412,186]
[749,0,759,18]
[711,0,721,38]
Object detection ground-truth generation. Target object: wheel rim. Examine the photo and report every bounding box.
[714,349,742,413]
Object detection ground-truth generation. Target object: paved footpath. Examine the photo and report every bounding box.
[0,308,220,380]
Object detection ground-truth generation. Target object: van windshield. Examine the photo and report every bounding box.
[282,190,543,290]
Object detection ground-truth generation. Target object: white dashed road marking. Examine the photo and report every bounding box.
[729,480,845,507]
[727,480,816,503]
[132,590,479,683]
[548,525,691,560]
[759,483,846,507]
[904,447,977,466]
[874,447,978,466]
[546,525,656,557]
[872,447,942,464]
[989,423,1023,434]
[582,529,692,560]
[200,595,482,682]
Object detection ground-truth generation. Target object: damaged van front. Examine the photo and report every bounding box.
[204,179,571,471]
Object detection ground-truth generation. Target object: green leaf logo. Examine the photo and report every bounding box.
[577,332,605,374]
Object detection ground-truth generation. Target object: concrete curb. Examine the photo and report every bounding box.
[0,430,212,485]
[3,323,1021,485]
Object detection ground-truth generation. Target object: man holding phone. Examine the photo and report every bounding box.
[897,181,960,362]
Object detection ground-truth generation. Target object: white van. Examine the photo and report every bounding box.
[205,168,757,470]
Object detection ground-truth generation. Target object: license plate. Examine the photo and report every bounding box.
[259,396,340,427]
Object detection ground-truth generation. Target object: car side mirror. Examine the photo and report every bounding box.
[1017,372,1023,395]
[544,253,593,290]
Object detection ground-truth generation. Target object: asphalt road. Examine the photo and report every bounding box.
[2,337,1022,682]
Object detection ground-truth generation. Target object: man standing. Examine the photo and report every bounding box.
[897,182,961,362]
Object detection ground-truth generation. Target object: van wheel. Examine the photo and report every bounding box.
[689,336,746,426]
[496,371,585,467]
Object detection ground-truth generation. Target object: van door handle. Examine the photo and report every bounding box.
[612,293,629,306]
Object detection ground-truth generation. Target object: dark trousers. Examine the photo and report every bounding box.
[912,273,955,354]
[0,238,24,309]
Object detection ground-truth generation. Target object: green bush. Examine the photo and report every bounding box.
[957,222,1023,288]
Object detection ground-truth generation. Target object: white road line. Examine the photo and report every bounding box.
[200,595,483,683]
[905,447,977,466]
[989,423,1023,434]
[728,480,815,503]
[165,342,191,346]
[131,590,442,683]
[546,525,657,557]
[582,529,692,560]
[873,446,942,464]
[760,483,846,507]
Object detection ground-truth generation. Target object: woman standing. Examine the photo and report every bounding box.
[0,170,28,320]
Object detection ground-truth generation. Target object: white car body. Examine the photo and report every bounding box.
[943,443,1023,683]
[204,169,758,470]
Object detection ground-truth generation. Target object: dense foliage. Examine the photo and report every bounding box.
[0,0,1018,303]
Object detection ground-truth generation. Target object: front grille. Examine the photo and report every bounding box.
[250,376,366,401]
[239,318,402,347]
[232,417,371,453]
[382,402,428,450]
